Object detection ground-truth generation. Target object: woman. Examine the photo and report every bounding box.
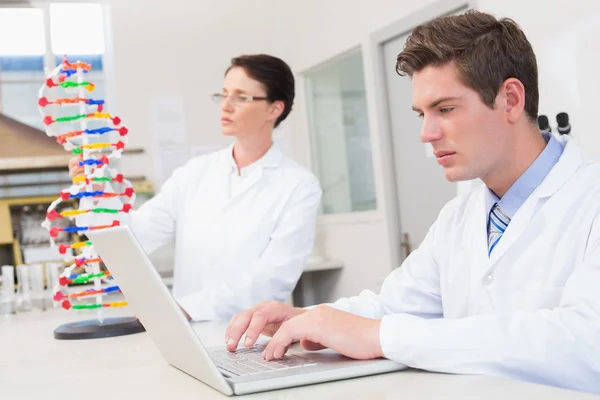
[69,54,322,321]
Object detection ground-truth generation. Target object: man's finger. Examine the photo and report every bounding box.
[263,319,303,360]
[243,311,270,348]
[225,313,253,351]
[225,302,267,351]
[243,301,288,347]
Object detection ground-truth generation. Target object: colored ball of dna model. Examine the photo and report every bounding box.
[38,57,135,320]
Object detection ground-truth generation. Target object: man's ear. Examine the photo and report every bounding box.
[501,78,526,123]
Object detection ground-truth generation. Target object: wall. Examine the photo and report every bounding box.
[108,0,600,302]
[276,0,600,300]
[108,0,441,300]
[108,0,283,183]
[477,0,600,161]
[108,0,284,274]
[277,0,443,300]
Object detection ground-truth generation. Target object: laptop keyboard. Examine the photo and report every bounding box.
[210,344,318,377]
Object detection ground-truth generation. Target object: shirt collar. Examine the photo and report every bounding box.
[485,132,564,218]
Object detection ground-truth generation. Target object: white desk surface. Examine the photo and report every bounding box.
[2,309,598,400]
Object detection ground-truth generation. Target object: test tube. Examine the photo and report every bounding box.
[45,262,62,307]
[1,265,15,315]
[30,263,45,311]
[16,264,32,313]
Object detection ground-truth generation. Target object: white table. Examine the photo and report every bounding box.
[1,309,598,400]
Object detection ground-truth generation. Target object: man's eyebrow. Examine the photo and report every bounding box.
[412,96,462,112]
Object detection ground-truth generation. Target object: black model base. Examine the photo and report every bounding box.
[53,317,145,340]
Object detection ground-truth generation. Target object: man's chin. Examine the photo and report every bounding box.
[443,168,473,183]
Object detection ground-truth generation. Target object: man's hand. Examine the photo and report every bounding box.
[225,301,306,351]
[261,305,383,361]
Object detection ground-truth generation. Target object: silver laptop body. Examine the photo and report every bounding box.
[87,226,406,396]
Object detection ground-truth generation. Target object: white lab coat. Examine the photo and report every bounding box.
[329,135,600,394]
[130,145,322,321]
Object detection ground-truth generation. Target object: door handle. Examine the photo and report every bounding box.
[401,232,412,259]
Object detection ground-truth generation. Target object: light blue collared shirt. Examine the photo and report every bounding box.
[486,132,564,219]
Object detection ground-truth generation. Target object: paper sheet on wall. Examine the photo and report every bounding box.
[151,95,223,184]
[154,144,221,185]
[153,144,188,184]
[150,95,187,145]
[151,95,187,183]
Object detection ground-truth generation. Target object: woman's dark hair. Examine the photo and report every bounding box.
[227,54,295,128]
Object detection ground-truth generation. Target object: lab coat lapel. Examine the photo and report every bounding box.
[488,136,584,266]
[468,186,494,273]
[221,145,283,210]
[488,191,539,265]
[223,167,264,210]
[211,156,234,212]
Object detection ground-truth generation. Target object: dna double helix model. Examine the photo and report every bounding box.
[38,56,135,321]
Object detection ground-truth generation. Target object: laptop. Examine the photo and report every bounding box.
[87,226,407,396]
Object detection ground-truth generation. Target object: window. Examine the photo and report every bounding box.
[305,51,377,214]
[0,2,108,130]
[0,8,45,129]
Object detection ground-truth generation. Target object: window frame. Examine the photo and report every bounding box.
[0,0,112,120]
[302,47,378,216]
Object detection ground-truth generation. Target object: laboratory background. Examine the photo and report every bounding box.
[1,0,599,399]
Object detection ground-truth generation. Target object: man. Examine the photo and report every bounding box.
[224,11,600,394]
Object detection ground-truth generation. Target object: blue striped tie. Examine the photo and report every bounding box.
[488,203,511,255]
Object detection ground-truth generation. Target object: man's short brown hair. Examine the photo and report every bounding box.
[397,10,538,122]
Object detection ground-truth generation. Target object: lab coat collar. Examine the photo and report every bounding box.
[535,135,584,199]
[487,134,584,265]
[471,135,584,267]
[225,142,283,174]
[214,143,284,210]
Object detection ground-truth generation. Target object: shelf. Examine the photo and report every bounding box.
[0,148,145,173]
[303,258,344,272]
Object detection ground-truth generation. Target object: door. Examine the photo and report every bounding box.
[382,30,459,259]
